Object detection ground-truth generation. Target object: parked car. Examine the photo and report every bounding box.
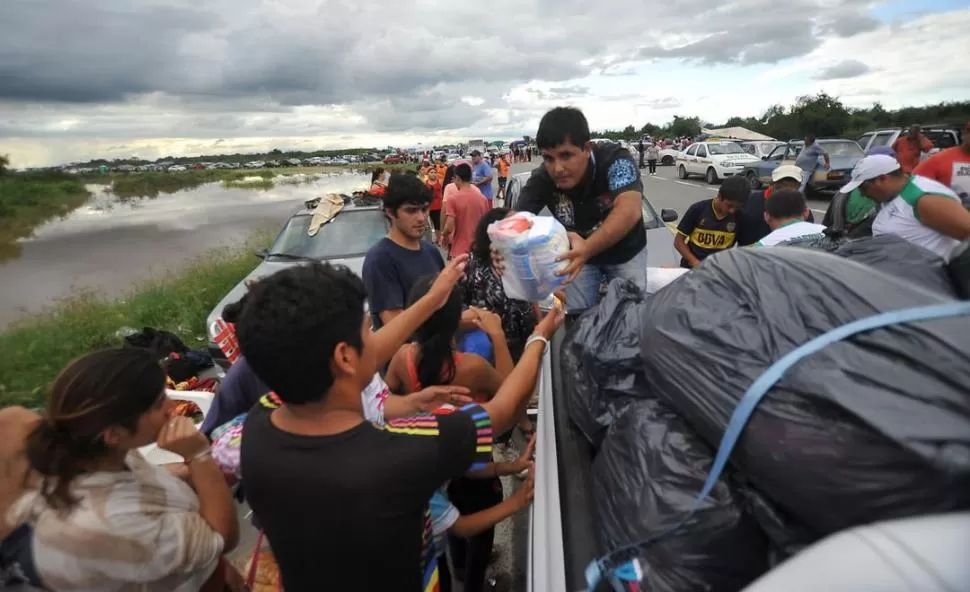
[658,146,681,166]
[739,140,786,160]
[856,125,962,157]
[383,154,405,164]
[742,139,864,191]
[676,141,762,184]
[204,199,389,365]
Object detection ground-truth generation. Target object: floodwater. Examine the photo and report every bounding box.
[0,172,370,329]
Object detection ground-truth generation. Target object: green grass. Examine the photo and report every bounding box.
[0,233,272,408]
[0,172,91,261]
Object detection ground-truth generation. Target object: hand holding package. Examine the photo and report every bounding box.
[487,212,570,301]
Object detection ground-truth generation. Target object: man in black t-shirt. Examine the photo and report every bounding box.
[675,175,750,268]
[508,107,647,311]
[363,173,445,330]
[234,258,563,592]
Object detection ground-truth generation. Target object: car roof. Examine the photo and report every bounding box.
[293,196,382,217]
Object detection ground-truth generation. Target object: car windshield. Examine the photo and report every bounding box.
[641,198,660,228]
[820,141,864,158]
[268,209,387,260]
[708,142,744,155]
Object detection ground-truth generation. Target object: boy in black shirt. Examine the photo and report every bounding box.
[505,107,646,311]
[675,175,750,268]
[235,256,563,592]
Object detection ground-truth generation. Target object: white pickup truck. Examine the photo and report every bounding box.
[526,334,970,591]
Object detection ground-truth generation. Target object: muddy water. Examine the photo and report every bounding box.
[0,173,370,329]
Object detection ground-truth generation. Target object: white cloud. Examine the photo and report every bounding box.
[0,0,967,167]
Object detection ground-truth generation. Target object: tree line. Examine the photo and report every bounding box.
[592,93,970,142]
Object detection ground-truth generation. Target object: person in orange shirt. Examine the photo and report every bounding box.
[442,164,490,259]
[914,121,970,206]
[892,125,934,173]
[426,167,444,236]
[435,155,448,182]
[496,153,511,202]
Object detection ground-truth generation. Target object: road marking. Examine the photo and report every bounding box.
[811,209,826,217]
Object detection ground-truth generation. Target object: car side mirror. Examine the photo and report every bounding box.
[761,155,768,160]
[661,208,679,223]
[254,247,268,259]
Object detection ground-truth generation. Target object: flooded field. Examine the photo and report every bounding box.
[0,172,370,328]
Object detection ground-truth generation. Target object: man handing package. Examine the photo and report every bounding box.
[492,107,647,311]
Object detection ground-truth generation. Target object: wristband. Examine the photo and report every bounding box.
[185,448,213,465]
[525,334,550,353]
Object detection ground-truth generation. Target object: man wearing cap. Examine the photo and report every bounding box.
[470,150,494,202]
[842,154,970,261]
[736,164,814,246]
[823,145,895,238]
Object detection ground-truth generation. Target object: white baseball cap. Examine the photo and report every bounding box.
[841,155,901,193]
[772,164,803,183]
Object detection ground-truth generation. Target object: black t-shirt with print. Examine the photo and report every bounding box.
[515,141,645,265]
[241,403,494,592]
[676,198,740,268]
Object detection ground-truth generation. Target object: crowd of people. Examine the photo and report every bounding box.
[1,106,968,592]
[674,121,970,266]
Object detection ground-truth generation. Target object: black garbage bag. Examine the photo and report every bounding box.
[592,400,769,592]
[640,247,970,541]
[832,234,957,297]
[124,326,189,357]
[563,278,649,448]
[949,239,970,299]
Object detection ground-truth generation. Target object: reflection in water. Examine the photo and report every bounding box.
[0,173,371,329]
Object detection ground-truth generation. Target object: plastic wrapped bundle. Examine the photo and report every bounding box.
[640,247,970,540]
[593,400,769,592]
[487,211,570,301]
[831,234,957,297]
[563,279,650,448]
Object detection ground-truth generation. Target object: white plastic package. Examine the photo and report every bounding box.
[487,212,571,302]
[645,266,689,293]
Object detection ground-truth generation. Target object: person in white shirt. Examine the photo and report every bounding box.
[754,189,827,246]
[840,154,970,261]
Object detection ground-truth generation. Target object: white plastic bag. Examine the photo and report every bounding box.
[487,212,570,301]
[646,267,689,293]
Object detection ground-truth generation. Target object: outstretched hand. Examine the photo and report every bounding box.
[409,385,473,412]
[556,232,590,283]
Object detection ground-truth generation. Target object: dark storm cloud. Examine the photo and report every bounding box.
[813,59,872,80]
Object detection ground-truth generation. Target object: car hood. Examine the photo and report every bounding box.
[205,255,366,342]
[646,227,681,267]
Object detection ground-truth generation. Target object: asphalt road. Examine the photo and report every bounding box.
[505,160,831,222]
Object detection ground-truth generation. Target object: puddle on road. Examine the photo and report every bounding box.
[0,172,371,329]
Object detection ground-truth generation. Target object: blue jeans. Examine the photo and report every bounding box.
[564,247,647,311]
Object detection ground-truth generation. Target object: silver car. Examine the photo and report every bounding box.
[204,198,391,365]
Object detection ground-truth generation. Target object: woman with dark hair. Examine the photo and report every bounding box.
[4,348,239,592]
[385,276,512,397]
[369,167,388,196]
[384,276,516,592]
[461,208,539,362]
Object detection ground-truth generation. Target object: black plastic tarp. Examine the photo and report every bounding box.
[563,279,649,448]
[640,247,970,540]
[833,234,956,297]
[592,400,769,592]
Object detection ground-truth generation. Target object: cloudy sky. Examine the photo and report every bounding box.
[2,0,969,167]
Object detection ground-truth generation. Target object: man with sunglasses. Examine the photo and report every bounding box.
[363,173,444,330]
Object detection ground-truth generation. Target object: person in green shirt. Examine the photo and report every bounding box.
[823,146,892,237]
